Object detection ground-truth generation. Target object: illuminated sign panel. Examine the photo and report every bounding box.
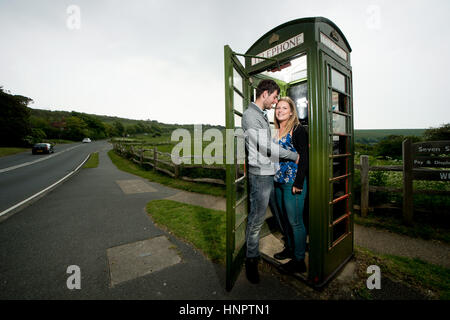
[320,32,348,61]
[251,33,304,66]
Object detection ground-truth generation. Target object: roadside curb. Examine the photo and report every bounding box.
[0,154,91,223]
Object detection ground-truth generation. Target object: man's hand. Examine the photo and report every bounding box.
[292,186,302,194]
[295,154,300,164]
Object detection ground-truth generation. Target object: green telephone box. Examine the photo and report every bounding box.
[224,17,354,291]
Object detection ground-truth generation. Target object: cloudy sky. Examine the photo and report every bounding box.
[1,0,449,129]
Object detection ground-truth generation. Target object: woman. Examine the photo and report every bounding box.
[273,96,309,274]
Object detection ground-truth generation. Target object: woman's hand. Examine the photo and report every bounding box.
[292,186,302,194]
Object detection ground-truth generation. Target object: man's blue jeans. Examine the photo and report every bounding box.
[246,173,275,258]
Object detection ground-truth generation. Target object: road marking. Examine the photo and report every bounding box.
[0,154,90,219]
[0,144,84,174]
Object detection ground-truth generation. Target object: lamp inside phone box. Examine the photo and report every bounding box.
[224,17,354,291]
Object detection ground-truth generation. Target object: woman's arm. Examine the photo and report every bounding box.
[292,124,309,191]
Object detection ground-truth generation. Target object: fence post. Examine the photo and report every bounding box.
[153,146,157,172]
[402,139,414,225]
[174,164,179,178]
[140,148,143,166]
[360,155,369,217]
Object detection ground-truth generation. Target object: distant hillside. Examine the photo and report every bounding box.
[355,129,425,144]
[29,108,224,134]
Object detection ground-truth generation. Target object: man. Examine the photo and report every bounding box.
[242,79,299,284]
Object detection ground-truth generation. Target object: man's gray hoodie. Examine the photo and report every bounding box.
[242,103,298,175]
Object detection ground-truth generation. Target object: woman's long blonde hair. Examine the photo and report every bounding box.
[274,96,300,139]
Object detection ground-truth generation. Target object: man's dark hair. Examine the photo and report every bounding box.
[255,79,280,99]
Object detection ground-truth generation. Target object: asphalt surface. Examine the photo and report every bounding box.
[0,142,101,215]
[0,142,308,300]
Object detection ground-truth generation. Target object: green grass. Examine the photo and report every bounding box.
[146,200,226,264]
[83,152,99,168]
[355,246,450,300]
[107,149,226,197]
[0,147,30,157]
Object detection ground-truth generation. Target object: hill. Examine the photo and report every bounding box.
[354,129,425,144]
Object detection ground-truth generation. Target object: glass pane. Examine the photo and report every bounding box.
[234,113,242,128]
[287,81,308,123]
[332,91,347,113]
[234,221,246,252]
[236,162,245,180]
[332,157,347,178]
[333,136,348,155]
[235,134,245,166]
[234,90,243,113]
[260,55,307,83]
[332,217,348,243]
[331,68,346,92]
[235,178,246,204]
[233,67,243,93]
[235,198,247,228]
[332,113,347,134]
[332,178,347,202]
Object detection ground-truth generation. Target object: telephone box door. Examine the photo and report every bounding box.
[224,45,251,291]
[321,52,354,281]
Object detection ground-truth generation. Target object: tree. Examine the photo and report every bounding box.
[0,87,33,146]
[65,116,88,141]
[374,135,421,159]
[113,121,125,137]
[423,123,450,141]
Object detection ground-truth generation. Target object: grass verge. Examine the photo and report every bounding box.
[354,246,450,300]
[0,147,29,157]
[146,200,226,264]
[354,213,450,244]
[145,199,449,300]
[108,149,226,197]
[83,152,99,168]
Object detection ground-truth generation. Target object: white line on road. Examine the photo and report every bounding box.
[0,154,91,219]
[0,144,84,174]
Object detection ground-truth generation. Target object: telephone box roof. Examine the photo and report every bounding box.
[245,17,352,54]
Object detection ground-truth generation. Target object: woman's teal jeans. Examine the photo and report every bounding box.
[274,178,307,261]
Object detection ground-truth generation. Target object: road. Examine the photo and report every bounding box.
[0,141,107,220]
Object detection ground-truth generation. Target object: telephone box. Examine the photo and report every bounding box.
[224,17,354,290]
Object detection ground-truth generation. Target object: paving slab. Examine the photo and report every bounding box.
[107,235,182,287]
[116,179,158,194]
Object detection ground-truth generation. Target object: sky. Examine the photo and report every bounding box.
[0,0,449,129]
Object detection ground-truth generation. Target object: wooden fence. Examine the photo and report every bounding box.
[112,142,226,186]
[356,139,450,224]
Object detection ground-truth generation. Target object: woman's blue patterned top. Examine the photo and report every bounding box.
[274,132,297,183]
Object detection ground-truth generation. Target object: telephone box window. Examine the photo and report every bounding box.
[332,113,347,134]
[333,136,348,155]
[332,91,347,113]
[332,198,348,222]
[234,91,243,113]
[332,217,348,244]
[331,68,346,93]
[233,67,243,94]
[261,55,307,83]
[332,178,347,202]
[287,81,308,124]
[332,157,347,178]
[234,114,242,128]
